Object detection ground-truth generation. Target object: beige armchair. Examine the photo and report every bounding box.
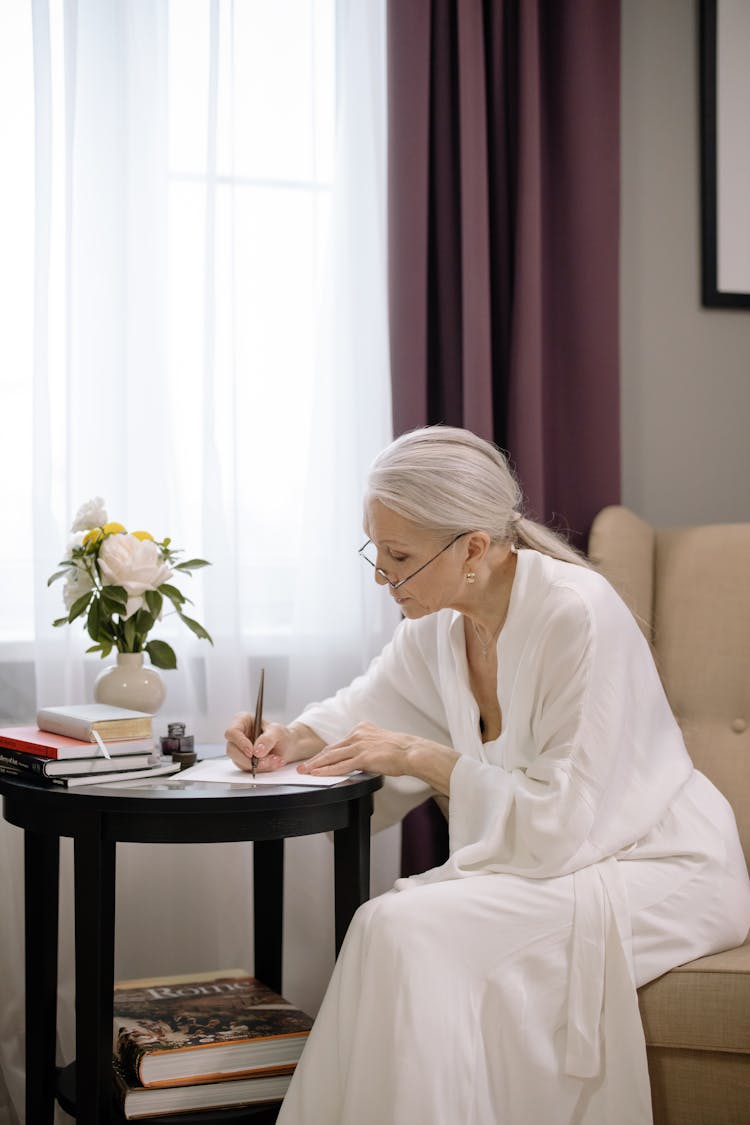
[588,505,750,1125]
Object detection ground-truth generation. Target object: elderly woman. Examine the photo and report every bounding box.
[225,427,750,1125]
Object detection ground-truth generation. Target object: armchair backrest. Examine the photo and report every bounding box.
[588,505,750,866]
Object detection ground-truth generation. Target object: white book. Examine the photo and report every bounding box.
[37,703,153,743]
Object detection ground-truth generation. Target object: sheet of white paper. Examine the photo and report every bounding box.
[178,756,355,787]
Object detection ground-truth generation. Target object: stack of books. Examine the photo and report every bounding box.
[112,969,313,1119]
[0,704,180,787]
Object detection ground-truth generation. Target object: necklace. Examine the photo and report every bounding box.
[470,616,504,659]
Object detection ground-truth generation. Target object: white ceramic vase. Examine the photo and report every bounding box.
[93,652,166,714]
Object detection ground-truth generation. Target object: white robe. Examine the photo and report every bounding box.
[278,549,750,1125]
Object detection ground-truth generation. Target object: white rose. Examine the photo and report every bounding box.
[63,562,94,611]
[71,496,108,533]
[97,534,174,620]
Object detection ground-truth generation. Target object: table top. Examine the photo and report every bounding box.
[0,767,382,814]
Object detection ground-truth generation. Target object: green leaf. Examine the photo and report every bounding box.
[178,612,214,645]
[85,643,103,653]
[123,615,136,650]
[87,597,101,642]
[100,599,126,622]
[159,583,187,607]
[68,591,93,623]
[48,568,72,586]
[101,584,128,610]
[52,616,70,628]
[99,618,117,643]
[134,607,155,635]
[174,558,211,571]
[145,590,163,619]
[145,639,178,670]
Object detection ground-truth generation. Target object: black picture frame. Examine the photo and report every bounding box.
[700,0,750,309]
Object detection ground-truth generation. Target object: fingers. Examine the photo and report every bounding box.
[224,712,257,761]
[254,723,288,761]
[298,741,358,776]
[323,721,375,754]
[226,742,255,772]
[252,752,287,773]
[226,742,286,774]
[225,713,293,773]
[297,723,406,778]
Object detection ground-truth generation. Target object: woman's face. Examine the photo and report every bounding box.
[364,500,468,618]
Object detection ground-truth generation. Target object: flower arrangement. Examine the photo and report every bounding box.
[48,497,213,669]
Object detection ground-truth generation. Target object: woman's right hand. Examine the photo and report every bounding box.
[224,713,294,773]
[224,716,324,773]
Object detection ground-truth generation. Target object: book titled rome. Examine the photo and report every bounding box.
[113,969,313,1089]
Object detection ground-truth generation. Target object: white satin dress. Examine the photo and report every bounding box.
[277,549,750,1125]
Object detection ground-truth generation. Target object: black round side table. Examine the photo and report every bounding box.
[0,768,382,1124]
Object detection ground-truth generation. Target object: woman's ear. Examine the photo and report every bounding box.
[464,532,491,568]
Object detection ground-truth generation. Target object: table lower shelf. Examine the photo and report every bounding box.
[56,1063,282,1124]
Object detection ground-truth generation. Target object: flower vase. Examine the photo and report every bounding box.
[93,652,166,714]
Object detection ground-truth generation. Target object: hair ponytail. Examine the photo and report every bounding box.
[513,516,590,568]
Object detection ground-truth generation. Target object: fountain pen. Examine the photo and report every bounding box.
[251,668,264,780]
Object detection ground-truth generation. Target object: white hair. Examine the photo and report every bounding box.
[366,426,589,567]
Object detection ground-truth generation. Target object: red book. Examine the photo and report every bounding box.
[0,726,155,760]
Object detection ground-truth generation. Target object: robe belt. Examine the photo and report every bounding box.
[565,856,635,1078]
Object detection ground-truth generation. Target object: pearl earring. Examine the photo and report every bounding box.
[465,572,476,584]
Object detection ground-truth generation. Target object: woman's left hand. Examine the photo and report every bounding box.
[298,721,416,778]
[298,723,460,797]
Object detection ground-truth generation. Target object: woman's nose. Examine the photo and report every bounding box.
[374,566,389,586]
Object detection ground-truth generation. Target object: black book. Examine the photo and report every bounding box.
[0,758,180,788]
[0,745,151,778]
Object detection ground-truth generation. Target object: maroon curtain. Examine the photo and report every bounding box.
[387,0,621,876]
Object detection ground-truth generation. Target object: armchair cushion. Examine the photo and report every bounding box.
[638,932,750,1053]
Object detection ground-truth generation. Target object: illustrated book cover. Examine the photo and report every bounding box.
[113,969,313,1088]
[36,703,153,742]
[113,1056,292,1119]
[0,726,155,760]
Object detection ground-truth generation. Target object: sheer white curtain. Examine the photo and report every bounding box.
[0,1,399,1120]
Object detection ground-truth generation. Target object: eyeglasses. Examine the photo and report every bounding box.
[358,533,467,590]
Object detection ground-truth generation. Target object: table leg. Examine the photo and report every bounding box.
[253,838,284,994]
[333,793,372,953]
[74,828,116,1124]
[24,830,59,1125]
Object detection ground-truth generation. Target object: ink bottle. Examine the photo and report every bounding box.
[160,722,197,769]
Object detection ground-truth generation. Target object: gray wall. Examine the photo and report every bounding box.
[620,0,750,526]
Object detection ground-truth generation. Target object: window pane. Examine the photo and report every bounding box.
[166,0,335,634]
[0,0,34,640]
[168,0,211,176]
[220,0,335,185]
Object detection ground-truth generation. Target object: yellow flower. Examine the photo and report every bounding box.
[103,521,127,535]
[82,528,103,546]
[131,530,154,541]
